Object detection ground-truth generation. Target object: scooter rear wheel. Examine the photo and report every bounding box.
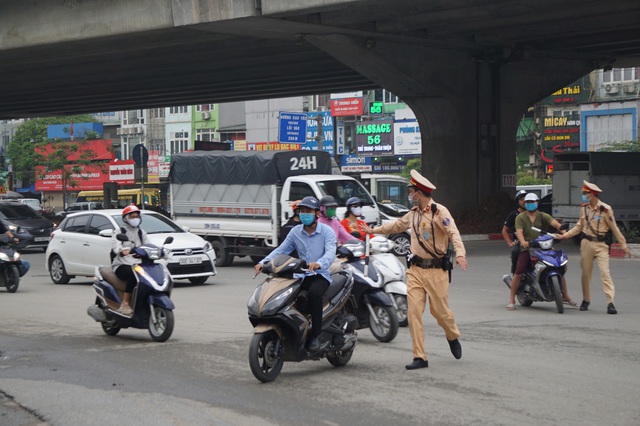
[101,321,121,336]
[327,347,355,367]
[249,331,284,382]
[517,293,533,307]
[148,306,174,342]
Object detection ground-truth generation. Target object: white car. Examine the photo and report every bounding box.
[46,209,217,285]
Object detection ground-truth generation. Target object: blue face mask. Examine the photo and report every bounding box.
[299,213,316,226]
[582,195,589,203]
[525,203,538,212]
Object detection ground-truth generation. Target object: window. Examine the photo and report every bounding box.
[62,214,91,233]
[196,129,218,142]
[602,67,638,83]
[150,108,165,119]
[195,104,216,112]
[289,182,315,201]
[372,89,400,104]
[169,106,188,114]
[87,214,114,235]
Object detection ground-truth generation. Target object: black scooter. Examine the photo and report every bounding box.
[337,239,399,342]
[87,233,175,341]
[0,233,30,293]
[247,253,358,382]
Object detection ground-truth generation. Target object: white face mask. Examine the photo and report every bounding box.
[350,207,363,217]
[408,192,419,204]
[127,218,141,227]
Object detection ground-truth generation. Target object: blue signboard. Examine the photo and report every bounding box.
[47,122,103,140]
[302,111,334,155]
[278,112,307,144]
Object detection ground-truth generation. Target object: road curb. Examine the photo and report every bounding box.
[610,243,640,259]
[462,234,503,242]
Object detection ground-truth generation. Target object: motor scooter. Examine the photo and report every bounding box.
[338,239,399,342]
[502,227,569,314]
[247,252,358,383]
[0,233,30,293]
[368,236,408,327]
[87,233,176,341]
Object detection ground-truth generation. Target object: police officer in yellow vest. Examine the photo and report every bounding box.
[555,180,630,314]
[369,170,468,369]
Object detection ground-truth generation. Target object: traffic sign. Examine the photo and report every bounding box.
[278,112,307,144]
[132,144,149,167]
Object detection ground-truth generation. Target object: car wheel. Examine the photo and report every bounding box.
[211,240,234,267]
[188,276,208,285]
[390,233,411,257]
[49,254,71,284]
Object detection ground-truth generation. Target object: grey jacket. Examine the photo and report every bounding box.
[111,224,151,270]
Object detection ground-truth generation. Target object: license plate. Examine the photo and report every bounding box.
[179,257,202,265]
[34,237,49,242]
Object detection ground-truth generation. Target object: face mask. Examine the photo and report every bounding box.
[525,203,537,213]
[325,208,337,219]
[350,207,362,216]
[127,217,141,227]
[299,213,316,226]
[408,193,418,204]
[582,195,589,203]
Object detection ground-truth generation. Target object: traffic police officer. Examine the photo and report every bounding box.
[370,170,468,369]
[556,180,630,314]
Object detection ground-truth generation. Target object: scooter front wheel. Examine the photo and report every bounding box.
[392,294,408,327]
[4,265,20,293]
[148,306,174,342]
[369,305,399,342]
[249,331,284,383]
[551,276,564,314]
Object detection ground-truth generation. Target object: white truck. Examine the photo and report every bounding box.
[359,173,410,207]
[552,152,640,229]
[170,150,381,266]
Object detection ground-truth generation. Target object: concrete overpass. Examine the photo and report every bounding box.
[1,0,639,211]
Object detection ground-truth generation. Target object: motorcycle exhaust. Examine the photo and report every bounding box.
[87,305,106,322]
[502,274,512,289]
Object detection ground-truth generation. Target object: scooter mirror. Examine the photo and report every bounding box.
[116,233,129,242]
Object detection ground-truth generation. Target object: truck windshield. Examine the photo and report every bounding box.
[317,179,375,207]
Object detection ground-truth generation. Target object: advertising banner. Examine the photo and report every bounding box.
[330,98,363,117]
[341,154,372,173]
[36,164,111,191]
[540,115,580,163]
[302,111,334,155]
[355,120,393,156]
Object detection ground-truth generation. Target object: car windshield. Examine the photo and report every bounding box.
[316,179,375,207]
[112,212,184,234]
[0,203,42,219]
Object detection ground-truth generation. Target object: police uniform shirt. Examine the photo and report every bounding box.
[564,200,628,248]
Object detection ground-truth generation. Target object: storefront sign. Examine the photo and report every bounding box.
[330,98,363,116]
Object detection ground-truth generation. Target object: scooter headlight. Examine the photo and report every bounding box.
[539,239,553,250]
[261,287,294,317]
[0,252,9,262]
[247,286,261,314]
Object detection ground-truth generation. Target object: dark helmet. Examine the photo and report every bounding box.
[515,190,527,201]
[297,196,320,210]
[346,197,362,207]
[319,196,338,207]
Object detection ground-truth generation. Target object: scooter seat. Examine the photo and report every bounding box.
[324,272,348,303]
[98,266,128,292]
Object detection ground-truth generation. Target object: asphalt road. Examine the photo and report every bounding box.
[1,241,639,426]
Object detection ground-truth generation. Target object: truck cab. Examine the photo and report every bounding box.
[281,174,380,226]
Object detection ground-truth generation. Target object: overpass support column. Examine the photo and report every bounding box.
[306,34,593,213]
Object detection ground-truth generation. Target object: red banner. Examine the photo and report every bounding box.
[330,98,363,117]
[36,164,111,191]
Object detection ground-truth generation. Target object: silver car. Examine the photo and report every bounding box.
[46,209,217,285]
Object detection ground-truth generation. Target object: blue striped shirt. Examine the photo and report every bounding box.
[260,222,336,282]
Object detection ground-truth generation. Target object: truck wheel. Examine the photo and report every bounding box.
[211,240,234,267]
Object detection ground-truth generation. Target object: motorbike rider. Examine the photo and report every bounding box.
[318,195,354,244]
[507,193,577,310]
[502,190,528,275]
[112,204,151,316]
[254,196,336,353]
[280,199,302,241]
[340,197,374,241]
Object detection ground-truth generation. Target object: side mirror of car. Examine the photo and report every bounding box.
[98,229,114,238]
[163,236,174,245]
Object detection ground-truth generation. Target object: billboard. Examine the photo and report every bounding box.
[355,120,393,156]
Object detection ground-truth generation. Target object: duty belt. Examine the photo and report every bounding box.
[583,234,605,242]
[410,255,442,269]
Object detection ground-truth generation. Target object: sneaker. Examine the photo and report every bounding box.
[117,302,133,316]
[607,303,617,315]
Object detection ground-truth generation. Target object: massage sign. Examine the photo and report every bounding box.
[355,120,393,156]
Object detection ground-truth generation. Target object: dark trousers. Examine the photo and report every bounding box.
[115,265,137,293]
[510,245,520,274]
[300,275,330,338]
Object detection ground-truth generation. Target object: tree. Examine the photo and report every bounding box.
[401,158,421,179]
[598,139,640,152]
[6,115,96,187]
